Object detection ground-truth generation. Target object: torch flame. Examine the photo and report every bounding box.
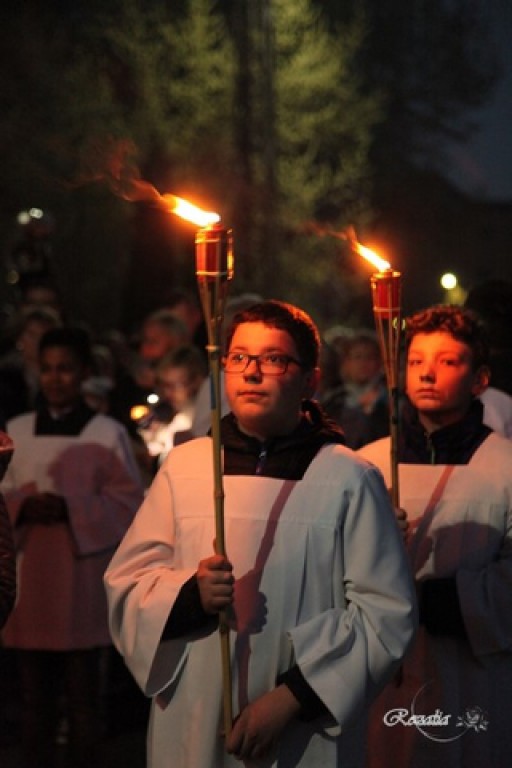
[163,194,220,228]
[101,174,221,228]
[75,139,221,228]
[303,222,391,272]
[343,227,391,272]
[352,241,391,272]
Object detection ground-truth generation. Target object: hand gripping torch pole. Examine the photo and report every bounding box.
[195,223,234,737]
[370,269,403,507]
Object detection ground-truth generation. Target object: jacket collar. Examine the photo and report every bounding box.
[400,397,491,465]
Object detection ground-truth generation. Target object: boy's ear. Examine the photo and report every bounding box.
[471,365,490,397]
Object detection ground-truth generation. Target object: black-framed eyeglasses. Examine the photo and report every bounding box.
[222,352,304,375]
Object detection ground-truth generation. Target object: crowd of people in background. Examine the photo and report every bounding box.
[1,274,512,767]
[0,281,399,476]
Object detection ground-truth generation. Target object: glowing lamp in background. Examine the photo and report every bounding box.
[440,271,466,305]
[441,272,458,291]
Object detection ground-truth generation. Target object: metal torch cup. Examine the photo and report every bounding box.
[370,269,402,507]
[195,223,234,737]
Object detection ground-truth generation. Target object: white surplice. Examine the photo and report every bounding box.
[2,411,143,649]
[105,437,416,768]
[360,433,512,768]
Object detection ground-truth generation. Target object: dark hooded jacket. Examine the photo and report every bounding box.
[398,397,492,465]
[221,399,346,479]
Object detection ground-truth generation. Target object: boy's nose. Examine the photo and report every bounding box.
[244,358,263,379]
[419,363,435,382]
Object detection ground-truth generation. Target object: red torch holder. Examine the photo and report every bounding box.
[195,223,234,736]
[370,269,402,507]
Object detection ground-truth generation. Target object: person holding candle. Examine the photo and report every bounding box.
[104,299,417,768]
[359,305,512,768]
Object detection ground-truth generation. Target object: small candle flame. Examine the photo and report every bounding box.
[130,405,151,422]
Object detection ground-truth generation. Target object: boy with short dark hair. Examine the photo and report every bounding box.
[105,299,416,768]
[360,304,512,768]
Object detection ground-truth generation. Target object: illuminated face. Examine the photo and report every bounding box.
[157,366,203,411]
[406,332,489,432]
[39,346,88,413]
[224,322,319,442]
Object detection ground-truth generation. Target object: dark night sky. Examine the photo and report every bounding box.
[445,2,512,201]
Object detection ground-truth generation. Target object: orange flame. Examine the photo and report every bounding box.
[344,226,391,272]
[351,241,391,272]
[112,178,220,227]
[162,194,220,228]
[73,138,220,228]
[303,222,392,272]
[130,404,150,422]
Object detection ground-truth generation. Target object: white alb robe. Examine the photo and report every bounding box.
[2,411,143,649]
[105,437,416,768]
[359,434,512,768]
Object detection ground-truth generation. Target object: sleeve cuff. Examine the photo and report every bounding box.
[277,664,328,721]
[161,574,218,640]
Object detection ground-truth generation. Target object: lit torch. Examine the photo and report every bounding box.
[303,222,402,503]
[170,201,234,738]
[195,222,234,737]
[347,230,402,507]
[101,164,236,732]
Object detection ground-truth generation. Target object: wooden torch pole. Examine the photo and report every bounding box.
[370,270,403,507]
[195,223,234,737]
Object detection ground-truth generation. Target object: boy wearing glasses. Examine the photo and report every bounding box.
[105,300,416,768]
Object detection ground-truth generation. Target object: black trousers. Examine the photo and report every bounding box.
[16,648,102,768]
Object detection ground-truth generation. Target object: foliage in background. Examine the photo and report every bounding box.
[269,0,380,322]
[0,0,499,334]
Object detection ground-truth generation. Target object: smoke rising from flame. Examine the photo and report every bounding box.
[73,136,220,227]
[303,221,391,272]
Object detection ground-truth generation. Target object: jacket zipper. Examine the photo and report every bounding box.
[255,445,268,475]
